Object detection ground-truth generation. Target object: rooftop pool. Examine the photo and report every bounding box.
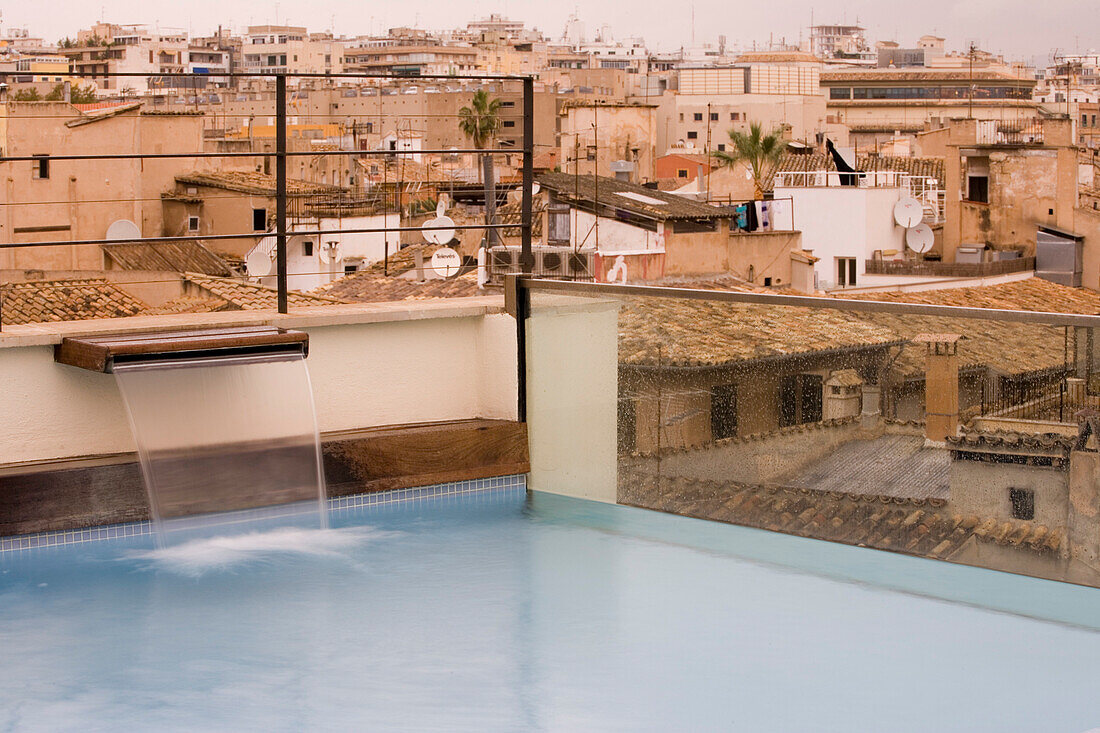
[3,483,1100,732]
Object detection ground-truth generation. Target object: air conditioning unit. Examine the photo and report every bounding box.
[567,251,594,279]
[536,248,569,276]
[489,248,516,278]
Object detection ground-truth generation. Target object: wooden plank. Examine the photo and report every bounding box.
[54,326,309,372]
[323,419,529,495]
[0,419,529,535]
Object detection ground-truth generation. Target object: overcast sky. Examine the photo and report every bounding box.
[4,0,1095,64]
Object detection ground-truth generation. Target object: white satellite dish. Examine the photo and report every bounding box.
[431,247,462,278]
[422,215,456,245]
[906,223,934,254]
[531,182,540,195]
[106,219,141,241]
[244,240,276,277]
[893,197,923,228]
[318,240,341,264]
[507,189,523,204]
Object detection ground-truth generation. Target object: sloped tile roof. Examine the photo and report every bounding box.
[0,279,146,325]
[141,295,230,315]
[175,171,344,197]
[618,297,904,368]
[361,244,449,276]
[183,273,345,309]
[102,241,231,276]
[837,279,1100,377]
[537,171,729,220]
[317,271,491,302]
[620,469,1062,560]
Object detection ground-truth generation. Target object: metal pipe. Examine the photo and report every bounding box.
[0,148,526,163]
[518,277,1100,329]
[0,223,525,250]
[520,76,534,274]
[276,74,288,314]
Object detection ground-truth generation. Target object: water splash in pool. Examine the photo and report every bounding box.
[125,526,393,577]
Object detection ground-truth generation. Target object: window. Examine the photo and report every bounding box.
[836,257,857,287]
[687,131,698,139]
[717,143,726,151]
[548,205,570,243]
[679,113,684,121]
[693,112,703,121]
[677,169,688,178]
[32,154,49,180]
[253,208,267,231]
[967,175,989,203]
[302,240,314,257]
[187,216,200,233]
[710,112,719,121]
[502,120,515,128]
[344,264,358,275]
[1009,488,1035,520]
[710,384,738,440]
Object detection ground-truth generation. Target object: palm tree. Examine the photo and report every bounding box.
[712,122,787,200]
[458,90,502,248]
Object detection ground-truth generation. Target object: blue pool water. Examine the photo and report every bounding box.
[3,489,1100,732]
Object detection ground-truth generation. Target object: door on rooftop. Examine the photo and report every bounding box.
[836,257,857,287]
[779,374,824,427]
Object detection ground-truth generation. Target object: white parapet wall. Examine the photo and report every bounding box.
[525,295,620,503]
[0,299,518,467]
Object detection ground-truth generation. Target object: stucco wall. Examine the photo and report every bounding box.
[773,185,905,289]
[949,461,1069,528]
[0,300,518,467]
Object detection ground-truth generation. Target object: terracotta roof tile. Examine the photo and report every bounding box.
[0,279,146,325]
[537,171,729,221]
[183,273,345,309]
[317,271,493,302]
[618,297,904,368]
[620,470,1062,561]
[102,241,231,276]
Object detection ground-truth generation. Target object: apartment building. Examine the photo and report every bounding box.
[0,102,211,270]
[242,26,344,75]
[821,67,1040,148]
[62,23,189,93]
[342,42,479,76]
[658,60,828,152]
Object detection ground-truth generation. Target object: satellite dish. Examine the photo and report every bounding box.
[318,240,341,264]
[906,223,934,254]
[893,197,923,228]
[507,189,523,204]
[245,239,276,277]
[531,182,540,195]
[422,215,456,245]
[431,247,462,278]
[435,195,449,216]
[106,219,141,241]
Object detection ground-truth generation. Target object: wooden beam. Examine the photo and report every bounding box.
[54,326,309,372]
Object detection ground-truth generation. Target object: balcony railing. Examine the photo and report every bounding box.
[864,256,1034,278]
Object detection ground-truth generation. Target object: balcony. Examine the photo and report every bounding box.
[864,256,1035,278]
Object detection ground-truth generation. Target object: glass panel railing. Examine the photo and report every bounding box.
[526,282,1100,589]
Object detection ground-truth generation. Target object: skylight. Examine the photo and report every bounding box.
[614,191,667,206]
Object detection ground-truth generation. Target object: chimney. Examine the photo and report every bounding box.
[916,333,961,442]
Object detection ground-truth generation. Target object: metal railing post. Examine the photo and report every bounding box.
[520,76,534,274]
[275,73,288,314]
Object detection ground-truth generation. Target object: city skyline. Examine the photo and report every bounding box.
[2,0,1095,63]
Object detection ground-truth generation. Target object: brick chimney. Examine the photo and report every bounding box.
[915,334,962,442]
